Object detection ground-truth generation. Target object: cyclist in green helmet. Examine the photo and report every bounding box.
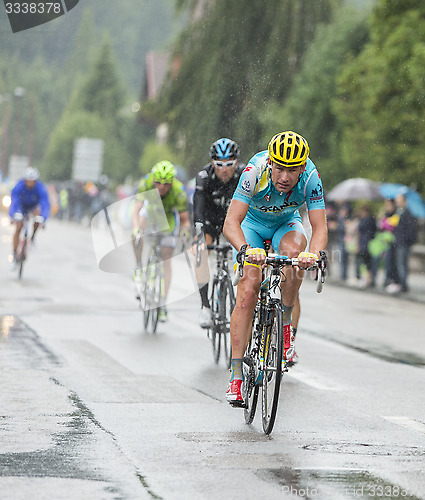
[131,160,191,322]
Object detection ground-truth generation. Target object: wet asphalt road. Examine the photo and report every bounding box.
[1,214,425,500]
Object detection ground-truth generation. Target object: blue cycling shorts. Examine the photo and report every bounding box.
[233,211,306,266]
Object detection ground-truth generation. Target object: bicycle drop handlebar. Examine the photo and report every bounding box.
[232,250,327,293]
[195,241,233,267]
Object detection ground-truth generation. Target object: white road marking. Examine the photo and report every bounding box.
[286,369,344,391]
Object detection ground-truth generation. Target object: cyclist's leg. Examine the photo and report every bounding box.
[227,221,266,403]
[159,241,174,300]
[272,214,307,319]
[230,221,266,359]
[133,209,149,268]
[292,292,300,331]
[197,230,215,329]
[272,215,307,360]
[12,213,25,255]
[195,229,214,307]
[31,206,41,240]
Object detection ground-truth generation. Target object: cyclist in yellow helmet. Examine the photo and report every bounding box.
[223,131,328,406]
[131,160,191,322]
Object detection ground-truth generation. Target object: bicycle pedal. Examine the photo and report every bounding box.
[229,400,246,409]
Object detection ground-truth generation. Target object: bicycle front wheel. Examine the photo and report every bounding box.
[17,238,27,280]
[142,258,156,331]
[243,306,260,425]
[262,304,283,435]
[151,261,164,334]
[210,280,221,364]
[220,279,235,369]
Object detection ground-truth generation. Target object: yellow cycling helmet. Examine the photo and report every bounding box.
[268,131,310,167]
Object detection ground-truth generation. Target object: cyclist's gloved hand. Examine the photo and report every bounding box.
[193,222,204,243]
[297,251,318,269]
[180,226,192,244]
[245,247,266,266]
[34,215,45,224]
[13,213,24,222]
[132,226,139,238]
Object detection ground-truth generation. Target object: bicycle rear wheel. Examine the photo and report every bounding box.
[262,304,283,435]
[220,279,235,369]
[243,307,260,424]
[210,280,221,364]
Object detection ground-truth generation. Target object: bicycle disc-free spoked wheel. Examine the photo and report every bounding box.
[243,310,260,424]
[262,304,283,435]
[221,279,235,370]
[210,280,221,364]
[142,258,157,332]
[150,262,164,334]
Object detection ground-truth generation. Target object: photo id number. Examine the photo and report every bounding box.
[5,3,62,14]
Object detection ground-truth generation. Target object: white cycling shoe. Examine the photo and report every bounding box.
[199,307,212,329]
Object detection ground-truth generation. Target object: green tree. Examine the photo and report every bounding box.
[43,110,131,182]
[43,111,108,180]
[155,0,340,172]
[139,140,183,176]
[260,6,369,188]
[334,0,425,194]
[71,36,126,120]
[42,39,133,181]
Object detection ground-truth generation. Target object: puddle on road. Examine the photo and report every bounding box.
[258,468,421,499]
[301,441,425,457]
[177,431,270,443]
[0,314,60,367]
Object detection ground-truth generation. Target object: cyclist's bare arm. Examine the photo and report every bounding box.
[223,199,249,252]
[131,200,144,234]
[178,210,191,231]
[298,208,328,268]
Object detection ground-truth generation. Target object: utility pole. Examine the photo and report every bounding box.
[0,97,11,180]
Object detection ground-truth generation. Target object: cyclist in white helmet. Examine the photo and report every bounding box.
[9,167,50,263]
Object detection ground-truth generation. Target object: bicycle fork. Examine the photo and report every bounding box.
[259,307,289,375]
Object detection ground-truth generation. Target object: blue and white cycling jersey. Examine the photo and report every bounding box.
[232,150,325,228]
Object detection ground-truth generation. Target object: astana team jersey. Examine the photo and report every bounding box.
[232,150,325,228]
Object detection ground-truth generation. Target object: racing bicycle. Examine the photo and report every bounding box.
[234,242,327,434]
[198,240,235,368]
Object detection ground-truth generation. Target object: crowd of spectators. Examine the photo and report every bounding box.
[327,194,418,294]
[47,179,113,223]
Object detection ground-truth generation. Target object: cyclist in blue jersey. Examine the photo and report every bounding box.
[9,167,50,263]
[223,131,328,406]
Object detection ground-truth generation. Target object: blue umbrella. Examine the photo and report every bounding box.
[380,183,425,219]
